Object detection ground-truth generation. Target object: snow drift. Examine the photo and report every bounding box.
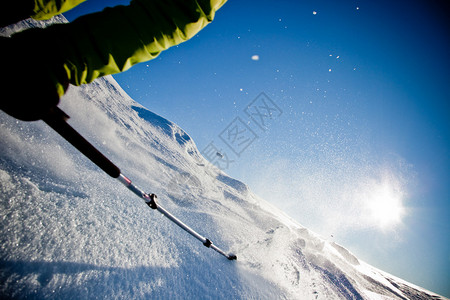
[0,17,447,299]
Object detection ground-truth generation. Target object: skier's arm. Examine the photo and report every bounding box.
[57,0,227,87]
[1,0,226,121]
[31,0,87,20]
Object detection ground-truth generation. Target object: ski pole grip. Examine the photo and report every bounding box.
[43,107,121,178]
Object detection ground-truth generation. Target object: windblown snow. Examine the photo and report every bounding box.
[0,18,447,299]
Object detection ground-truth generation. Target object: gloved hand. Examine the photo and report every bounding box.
[0,29,69,121]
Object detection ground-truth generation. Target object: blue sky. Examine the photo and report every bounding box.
[65,0,449,296]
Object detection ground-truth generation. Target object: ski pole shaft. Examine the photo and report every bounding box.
[156,202,236,260]
[42,107,121,178]
[118,174,237,260]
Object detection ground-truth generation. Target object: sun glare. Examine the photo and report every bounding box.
[367,182,405,229]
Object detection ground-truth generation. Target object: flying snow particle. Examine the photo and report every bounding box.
[329,69,332,72]
[313,11,317,15]
[251,55,260,61]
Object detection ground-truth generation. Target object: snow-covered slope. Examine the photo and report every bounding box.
[0,19,447,300]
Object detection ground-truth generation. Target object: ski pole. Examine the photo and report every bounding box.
[42,107,237,261]
[43,107,121,178]
[118,174,237,260]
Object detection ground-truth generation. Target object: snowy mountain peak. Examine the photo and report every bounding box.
[1,18,447,300]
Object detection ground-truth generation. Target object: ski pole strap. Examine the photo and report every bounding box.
[43,107,121,178]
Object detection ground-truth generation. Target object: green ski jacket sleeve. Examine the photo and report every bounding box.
[21,0,227,96]
[31,0,87,20]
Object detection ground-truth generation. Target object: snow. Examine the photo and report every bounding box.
[1,18,448,300]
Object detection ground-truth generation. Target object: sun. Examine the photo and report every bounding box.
[367,181,405,229]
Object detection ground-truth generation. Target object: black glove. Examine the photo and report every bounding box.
[0,29,69,121]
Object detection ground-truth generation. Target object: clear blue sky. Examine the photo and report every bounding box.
[65,0,449,296]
